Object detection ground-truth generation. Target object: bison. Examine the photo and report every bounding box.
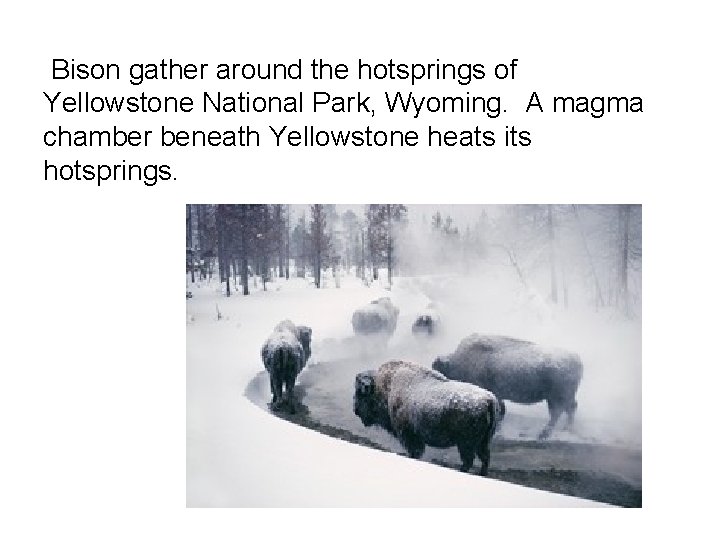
[353,360,502,476]
[351,297,399,337]
[432,334,583,439]
[261,320,313,413]
[411,303,440,336]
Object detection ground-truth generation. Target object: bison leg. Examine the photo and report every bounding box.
[564,399,578,431]
[270,376,283,407]
[285,377,297,414]
[539,400,563,440]
[477,439,491,476]
[401,428,425,459]
[458,443,476,473]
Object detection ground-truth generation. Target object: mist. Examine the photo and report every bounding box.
[401,206,640,430]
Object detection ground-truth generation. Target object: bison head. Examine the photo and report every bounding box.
[432,356,452,376]
[353,371,383,427]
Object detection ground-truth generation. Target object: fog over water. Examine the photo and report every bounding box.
[277,204,642,448]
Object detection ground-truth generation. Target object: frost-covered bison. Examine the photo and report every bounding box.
[261,320,313,413]
[353,360,502,475]
[351,297,399,337]
[411,303,440,336]
[432,335,583,439]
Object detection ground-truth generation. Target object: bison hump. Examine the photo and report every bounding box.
[262,331,304,364]
[274,319,298,334]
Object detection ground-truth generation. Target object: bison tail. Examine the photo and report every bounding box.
[272,346,288,377]
[486,399,501,439]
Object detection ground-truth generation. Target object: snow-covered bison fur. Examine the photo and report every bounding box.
[353,360,502,476]
[351,297,399,337]
[433,335,583,440]
[412,304,440,336]
[261,320,313,413]
[273,319,312,362]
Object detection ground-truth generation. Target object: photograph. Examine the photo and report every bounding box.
[186,204,641,507]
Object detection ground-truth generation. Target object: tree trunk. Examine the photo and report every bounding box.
[186,205,195,284]
[240,256,248,295]
[225,266,231,296]
[216,205,230,296]
[368,221,375,281]
[197,204,206,282]
[299,224,306,278]
[360,230,365,279]
[548,205,558,303]
[618,205,630,315]
[264,266,268,290]
[572,205,604,308]
[240,205,249,296]
[285,212,291,280]
[493,243,529,292]
[387,204,393,289]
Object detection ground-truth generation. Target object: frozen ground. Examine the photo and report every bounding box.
[187,271,640,507]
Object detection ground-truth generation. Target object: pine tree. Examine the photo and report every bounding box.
[309,205,331,288]
[364,204,407,286]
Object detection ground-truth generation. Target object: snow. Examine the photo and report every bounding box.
[187,274,625,506]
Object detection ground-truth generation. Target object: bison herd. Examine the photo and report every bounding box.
[261,297,583,476]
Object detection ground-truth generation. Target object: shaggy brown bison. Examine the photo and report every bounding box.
[353,360,502,475]
[433,334,583,439]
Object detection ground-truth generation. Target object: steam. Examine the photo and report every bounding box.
[300,205,641,450]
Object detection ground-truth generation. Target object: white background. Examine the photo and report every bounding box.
[1,0,717,537]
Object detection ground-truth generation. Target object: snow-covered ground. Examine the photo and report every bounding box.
[187,272,639,507]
